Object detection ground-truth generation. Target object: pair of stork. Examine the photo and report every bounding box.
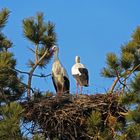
[51,46,89,96]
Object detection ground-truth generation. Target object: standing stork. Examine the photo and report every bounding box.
[71,56,89,94]
[51,46,70,96]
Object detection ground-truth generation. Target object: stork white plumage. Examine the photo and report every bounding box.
[51,46,70,96]
[71,56,89,94]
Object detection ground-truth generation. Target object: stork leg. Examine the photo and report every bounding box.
[62,84,67,95]
[76,82,79,95]
[61,86,64,96]
[57,84,63,97]
[58,92,61,97]
[80,86,83,94]
[59,90,63,97]
[57,90,61,97]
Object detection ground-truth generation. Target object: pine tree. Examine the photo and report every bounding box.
[101,27,140,93]
[23,12,56,99]
[120,64,140,139]
[101,26,140,139]
[0,8,26,140]
[0,102,24,140]
[0,8,25,103]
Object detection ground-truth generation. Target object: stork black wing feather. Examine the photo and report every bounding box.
[63,76,70,94]
[78,68,89,86]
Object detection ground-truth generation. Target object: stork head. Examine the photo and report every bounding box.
[51,45,59,53]
[75,56,80,63]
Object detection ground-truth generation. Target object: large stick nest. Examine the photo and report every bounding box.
[22,93,127,140]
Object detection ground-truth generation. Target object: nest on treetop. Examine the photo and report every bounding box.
[22,93,127,140]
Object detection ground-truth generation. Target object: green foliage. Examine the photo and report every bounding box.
[121,92,137,105]
[27,59,35,68]
[106,53,119,69]
[0,52,25,103]
[0,8,10,30]
[0,52,16,68]
[102,26,140,92]
[101,67,116,77]
[0,102,24,140]
[86,111,103,139]
[121,41,140,70]
[87,111,102,131]
[121,52,134,69]
[121,79,140,139]
[23,12,56,47]
[0,8,25,139]
[101,53,122,79]
[101,25,140,139]
[0,9,12,51]
[132,26,140,44]
[23,12,56,69]
[22,12,57,98]
[42,21,56,47]
[86,111,116,140]
[130,106,140,123]
[0,33,13,51]
[38,46,53,68]
[119,72,140,139]
[0,8,25,103]
[125,124,140,140]
[23,17,39,44]
[131,72,140,93]
[33,134,45,140]
[121,41,137,54]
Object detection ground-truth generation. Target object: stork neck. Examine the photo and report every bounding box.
[75,57,80,63]
[54,50,59,60]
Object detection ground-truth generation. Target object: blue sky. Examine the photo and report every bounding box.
[1,1,140,94]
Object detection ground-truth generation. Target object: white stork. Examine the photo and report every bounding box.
[71,56,89,94]
[51,46,70,96]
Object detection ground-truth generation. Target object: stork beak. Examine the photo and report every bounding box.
[50,45,56,53]
[51,45,58,53]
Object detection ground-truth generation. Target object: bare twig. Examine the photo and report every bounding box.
[11,68,51,78]
[122,63,140,82]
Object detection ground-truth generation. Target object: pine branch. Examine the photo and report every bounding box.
[28,47,35,54]
[0,8,10,30]
[123,63,140,82]
[27,49,51,99]
[35,44,39,63]
[109,77,120,93]
[11,68,51,78]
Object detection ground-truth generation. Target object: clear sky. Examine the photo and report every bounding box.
[1,1,140,94]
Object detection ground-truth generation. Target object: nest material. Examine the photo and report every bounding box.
[22,93,127,140]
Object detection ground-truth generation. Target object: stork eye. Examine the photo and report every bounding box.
[54,47,57,50]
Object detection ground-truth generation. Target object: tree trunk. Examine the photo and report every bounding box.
[27,50,49,99]
[109,77,119,93]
